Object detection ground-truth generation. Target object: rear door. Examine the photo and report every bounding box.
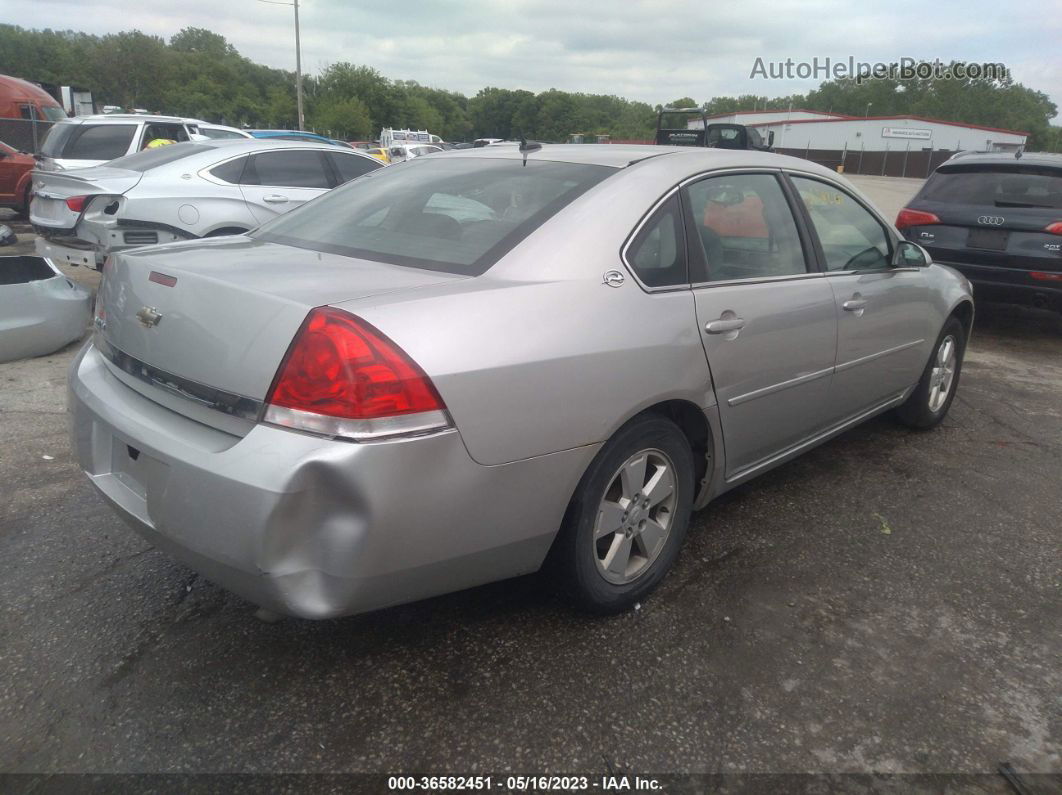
[678,170,838,478]
[788,174,931,421]
[238,149,333,224]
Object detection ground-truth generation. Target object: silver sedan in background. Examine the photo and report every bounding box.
[30,139,383,269]
[68,145,973,619]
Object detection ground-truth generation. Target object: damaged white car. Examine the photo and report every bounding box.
[30,139,383,269]
[0,255,90,363]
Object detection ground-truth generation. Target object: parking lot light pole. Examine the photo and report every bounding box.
[258,0,305,130]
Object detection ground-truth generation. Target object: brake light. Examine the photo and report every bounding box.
[896,208,940,230]
[65,195,88,213]
[263,307,450,441]
[1045,222,1062,235]
[1030,271,1062,281]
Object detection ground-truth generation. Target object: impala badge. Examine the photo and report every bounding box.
[136,306,163,328]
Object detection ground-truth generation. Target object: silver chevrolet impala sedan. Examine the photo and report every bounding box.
[69,145,973,619]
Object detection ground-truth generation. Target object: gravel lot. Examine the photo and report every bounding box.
[0,176,1059,785]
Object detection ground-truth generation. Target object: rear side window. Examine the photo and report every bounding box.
[209,156,250,184]
[246,150,331,188]
[921,166,1062,210]
[200,128,246,140]
[791,176,891,271]
[685,173,806,282]
[329,152,380,184]
[252,158,613,275]
[107,143,212,171]
[63,124,136,160]
[40,123,76,158]
[625,195,687,288]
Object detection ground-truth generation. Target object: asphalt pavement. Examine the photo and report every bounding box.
[0,182,1059,785]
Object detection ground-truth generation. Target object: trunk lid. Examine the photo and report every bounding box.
[96,236,466,434]
[30,167,144,231]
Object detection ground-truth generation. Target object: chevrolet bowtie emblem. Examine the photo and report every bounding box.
[136,306,163,328]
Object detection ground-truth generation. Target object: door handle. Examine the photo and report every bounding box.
[263,194,289,204]
[843,299,868,312]
[705,317,746,334]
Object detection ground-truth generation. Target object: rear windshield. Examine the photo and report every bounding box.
[252,157,615,275]
[922,165,1062,210]
[107,142,214,171]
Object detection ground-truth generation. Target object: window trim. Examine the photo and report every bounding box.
[782,171,899,276]
[681,168,819,289]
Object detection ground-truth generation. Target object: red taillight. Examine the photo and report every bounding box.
[65,195,88,213]
[263,307,449,441]
[1030,271,1062,282]
[1045,222,1062,235]
[896,208,941,230]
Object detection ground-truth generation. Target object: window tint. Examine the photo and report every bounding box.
[684,173,806,282]
[210,155,249,184]
[329,152,380,184]
[248,150,330,188]
[252,158,613,275]
[107,142,212,171]
[200,128,246,140]
[40,123,76,158]
[626,195,687,288]
[790,176,890,271]
[921,166,1062,210]
[64,124,137,160]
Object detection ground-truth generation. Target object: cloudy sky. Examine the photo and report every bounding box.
[9,0,1061,118]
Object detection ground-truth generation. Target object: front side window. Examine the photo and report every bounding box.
[41,106,67,122]
[625,195,687,288]
[63,124,137,160]
[684,172,807,282]
[247,150,331,188]
[790,175,891,271]
[140,123,188,148]
[253,158,613,275]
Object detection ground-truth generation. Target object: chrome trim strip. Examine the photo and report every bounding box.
[95,336,263,421]
[691,272,824,289]
[725,391,909,483]
[727,365,834,407]
[834,339,925,374]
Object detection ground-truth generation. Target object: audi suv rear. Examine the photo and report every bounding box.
[897,152,1062,313]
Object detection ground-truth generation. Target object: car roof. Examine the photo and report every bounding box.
[147,138,380,162]
[55,113,194,125]
[940,151,1062,170]
[439,143,838,172]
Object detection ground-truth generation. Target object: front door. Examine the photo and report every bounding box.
[788,175,931,420]
[682,171,838,478]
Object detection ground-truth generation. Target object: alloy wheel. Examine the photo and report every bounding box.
[928,334,957,413]
[593,448,677,585]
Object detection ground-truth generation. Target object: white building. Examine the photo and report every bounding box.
[690,110,1027,153]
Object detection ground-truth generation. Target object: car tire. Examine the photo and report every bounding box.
[550,414,694,614]
[894,316,966,430]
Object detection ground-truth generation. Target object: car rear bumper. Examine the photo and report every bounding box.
[936,260,1062,311]
[35,235,102,269]
[69,340,597,619]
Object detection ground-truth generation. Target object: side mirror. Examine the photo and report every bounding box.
[767,130,775,148]
[894,240,931,268]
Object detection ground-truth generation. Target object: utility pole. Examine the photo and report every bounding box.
[258,0,304,130]
[294,0,304,130]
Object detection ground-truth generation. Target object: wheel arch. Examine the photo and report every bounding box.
[949,299,975,341]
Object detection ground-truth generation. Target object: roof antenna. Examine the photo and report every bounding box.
[519,136,541,167]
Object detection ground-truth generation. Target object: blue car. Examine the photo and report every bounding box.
[248,130,346,147]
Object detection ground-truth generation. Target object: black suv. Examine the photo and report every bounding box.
[897,152,1062,313]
